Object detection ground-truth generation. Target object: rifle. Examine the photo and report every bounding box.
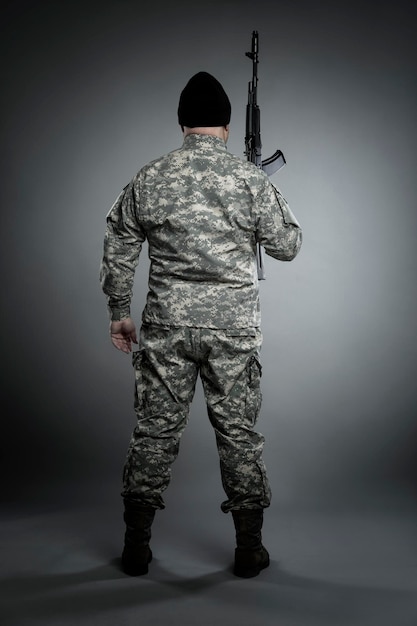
[245,30,286,280]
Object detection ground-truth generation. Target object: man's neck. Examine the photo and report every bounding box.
[183,126,229,143]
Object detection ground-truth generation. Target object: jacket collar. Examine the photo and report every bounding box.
[182,133,227,151]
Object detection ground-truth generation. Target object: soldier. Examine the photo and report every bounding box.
[100,71,302,578]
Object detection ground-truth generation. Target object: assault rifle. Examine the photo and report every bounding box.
[245,30,286,280]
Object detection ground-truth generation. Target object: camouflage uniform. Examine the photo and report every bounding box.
[100,133,302,512]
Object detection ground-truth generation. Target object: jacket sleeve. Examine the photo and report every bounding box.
[254,175,302,261]
[99,180,146,321]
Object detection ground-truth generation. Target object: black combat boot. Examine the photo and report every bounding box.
[231,509,270,578]
[121,499,156,576]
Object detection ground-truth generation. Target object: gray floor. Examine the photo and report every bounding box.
[1,497,416,626]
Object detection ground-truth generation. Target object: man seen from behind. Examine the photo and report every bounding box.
[100,71,302,578]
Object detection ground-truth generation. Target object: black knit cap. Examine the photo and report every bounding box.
[178,71,231,128]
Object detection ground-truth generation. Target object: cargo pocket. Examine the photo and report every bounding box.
[245,354,262,425]
[132,349,146,414]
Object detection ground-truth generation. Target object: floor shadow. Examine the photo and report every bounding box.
[1,556,417,626]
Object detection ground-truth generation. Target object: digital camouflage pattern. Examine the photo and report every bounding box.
[100,133,301,326]
[122,324,271,512]
[101,132,302,512]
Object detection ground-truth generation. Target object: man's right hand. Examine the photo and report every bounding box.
[110,317,138,354]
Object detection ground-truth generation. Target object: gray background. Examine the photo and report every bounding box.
[1,1,416,624]
[2,0,416,512]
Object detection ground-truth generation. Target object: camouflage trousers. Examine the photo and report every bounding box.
[122,324,271,513]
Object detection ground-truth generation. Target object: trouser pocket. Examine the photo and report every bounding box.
[246,354,262,424]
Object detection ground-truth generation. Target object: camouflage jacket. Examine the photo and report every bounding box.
[100,133,302,328]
